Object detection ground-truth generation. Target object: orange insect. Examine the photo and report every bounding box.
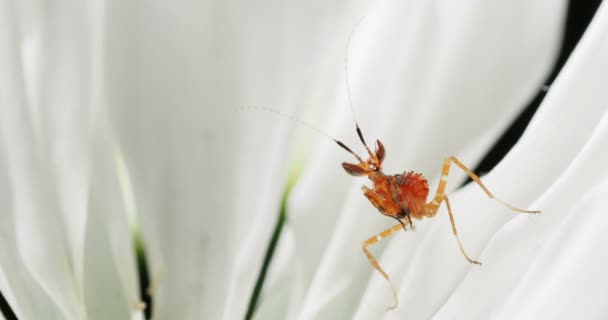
[246,18,540,312]
[331,123,540,310]
[243,106,540,310]
[330,21,541,310]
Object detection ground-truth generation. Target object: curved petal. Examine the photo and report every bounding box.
[0,1,79,317]
[260,0,567,318]
[83,133,145,320]
[100,1,349,318]
[495,180,608,319]
[436,3,608,317]
[494,117,608,319]
[1,1,142,318]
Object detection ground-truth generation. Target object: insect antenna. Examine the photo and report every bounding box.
[344,17,375,159]
[239,106,365,162]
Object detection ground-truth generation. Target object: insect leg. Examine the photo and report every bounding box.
[362,222,409,310]
[438,194,481,265]
[362,186,404,219]
[434,156,540,214]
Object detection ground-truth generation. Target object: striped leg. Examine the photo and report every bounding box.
[428,156,540,214]
[440,194,481,265]
[362,222,409,310]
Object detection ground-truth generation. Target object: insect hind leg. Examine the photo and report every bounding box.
[436,156,540,214]
[440,194,481,265]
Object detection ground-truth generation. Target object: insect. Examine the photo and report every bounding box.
[337,20,539,310]
[333,123,540,310]
[245,18,540,312]
[243,104,541,310]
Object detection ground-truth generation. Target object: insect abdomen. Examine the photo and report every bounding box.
[394,171,429,218]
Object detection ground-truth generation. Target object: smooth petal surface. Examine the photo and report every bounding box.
[258,0,567,319]
[0,1,80,318]
[84,133,144,320]
[1,1,142,319]
[436,3,608,318]
[100,1,368,319]
[496,180,608,319]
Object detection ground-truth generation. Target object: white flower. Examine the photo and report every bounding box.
[0,1,606,320]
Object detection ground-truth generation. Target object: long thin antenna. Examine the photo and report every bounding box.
[240,106,365,162]
[345,17,375,159]
[241,106,335,140]
[344,17,366,127]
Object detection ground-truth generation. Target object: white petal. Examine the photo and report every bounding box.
[270,0,568,318]
[1,0,142,318]
[100,1,346,318]
[436,2,608,318]
[495,124,608,319]
[0,1,79,317]
[83,134,144,319]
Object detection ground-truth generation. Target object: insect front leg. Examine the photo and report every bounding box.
[362,222,410,311]
[362,186,404,220]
